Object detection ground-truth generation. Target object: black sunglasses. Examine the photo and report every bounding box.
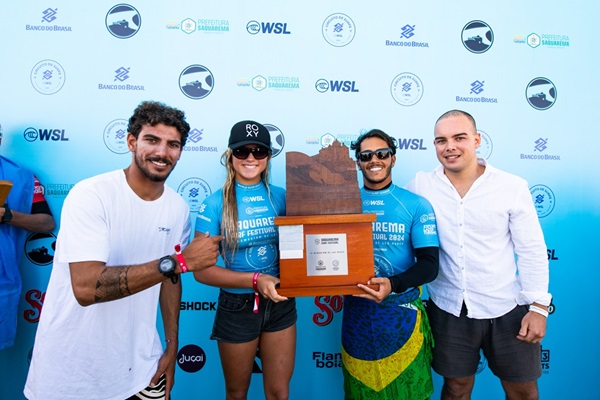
[232,146,271,160]
[357,148,393,162]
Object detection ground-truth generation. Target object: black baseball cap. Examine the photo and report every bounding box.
[228,120,271,150]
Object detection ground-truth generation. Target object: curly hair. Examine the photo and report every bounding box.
[127,101,191,146]
[350,129,397,159]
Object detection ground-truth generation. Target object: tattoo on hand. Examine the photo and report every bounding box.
[94,267,132,302]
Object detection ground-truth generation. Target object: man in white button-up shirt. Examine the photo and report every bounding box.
[407,110,551,400]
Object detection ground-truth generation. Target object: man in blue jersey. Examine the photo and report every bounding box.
[341,129,440,399]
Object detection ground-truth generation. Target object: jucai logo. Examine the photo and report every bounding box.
[177,344,206,373]
[526,77,557,110]
[462,20,493,54]
[105,4,141,39]
[179,65,214,99]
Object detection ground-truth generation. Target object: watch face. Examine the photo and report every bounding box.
[159,257,174,273]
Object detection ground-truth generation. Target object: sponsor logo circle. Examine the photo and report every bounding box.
[25,232,57,266]
[103,119,129,154]
[105,4,141,39]
[177,178,212,213]
[320,133,335,147]
[246,244,277,269]
[322,13,355,47]
[526,77,557,110]
[177,344,206,373]
[529,184,555,218]
[374,254,393,276]
[179,65,214,99]
[476,130,493,160]
[390,72,424,106]
[264,124,285,158]
[246,20,260,34]
[30,60,66,95]
[315,79,329,93]
[462,20,494,53]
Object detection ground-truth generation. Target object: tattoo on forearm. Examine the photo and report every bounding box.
[94,267,132,302]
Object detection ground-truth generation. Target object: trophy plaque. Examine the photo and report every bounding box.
[274,140,376,297]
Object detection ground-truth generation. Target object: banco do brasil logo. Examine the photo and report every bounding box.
[179,65,214,99]
[526,77,557,110]
[105,4,141,39]
[462,20,493,53]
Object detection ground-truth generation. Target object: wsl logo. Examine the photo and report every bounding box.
[246,20,291,35]
[456,80,498,104]
[24,128,69,142]
[103,119,129,154]
[390,73,424,106]
[526,77,557,110]
[105,4,141,39]
[476,130,493,160]
[315,79,359,93]
[177,345,207,373]
[397,138,427,151]
[25,232,56,266]
[530,184,556,218]
[30,60,65,95]
[462,20,494,53]
[177,178,212,213]
[264,124,285,158]
[322,13,355,47]
[179,65,214,99]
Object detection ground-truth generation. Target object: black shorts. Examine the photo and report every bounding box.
[427,300,541,382]
[211,289,297,343]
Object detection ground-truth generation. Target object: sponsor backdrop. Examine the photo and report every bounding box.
[1,1,598,399]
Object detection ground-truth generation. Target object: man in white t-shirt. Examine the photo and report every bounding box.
[24,101,222,400]
[407,110,551,400]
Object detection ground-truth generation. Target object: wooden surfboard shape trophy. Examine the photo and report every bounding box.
[274,140,376,297]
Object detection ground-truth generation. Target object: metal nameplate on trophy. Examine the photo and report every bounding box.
[274,140,376,297]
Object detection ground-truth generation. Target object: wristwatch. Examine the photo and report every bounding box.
[158,255,178,284]
[1,203,12,224]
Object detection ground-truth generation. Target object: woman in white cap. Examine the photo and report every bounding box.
[194,120,296,400]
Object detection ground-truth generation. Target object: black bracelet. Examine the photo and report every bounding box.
[1,203,12,224]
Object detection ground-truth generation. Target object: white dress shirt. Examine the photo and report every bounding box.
[406,159,551,319]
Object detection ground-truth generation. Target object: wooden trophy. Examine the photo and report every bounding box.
[0,180,12,205]
[274,140,376,297]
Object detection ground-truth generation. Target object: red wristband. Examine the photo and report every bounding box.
[174,244,188,273]
[252,272,260,314]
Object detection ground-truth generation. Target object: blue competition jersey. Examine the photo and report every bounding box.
[361,184,439,278]
[195,181,285,293]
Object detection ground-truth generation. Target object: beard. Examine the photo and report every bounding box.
[133,153,173,183]
[361,163,392,186]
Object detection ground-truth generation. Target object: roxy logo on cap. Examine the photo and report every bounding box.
[246,123,260,137]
